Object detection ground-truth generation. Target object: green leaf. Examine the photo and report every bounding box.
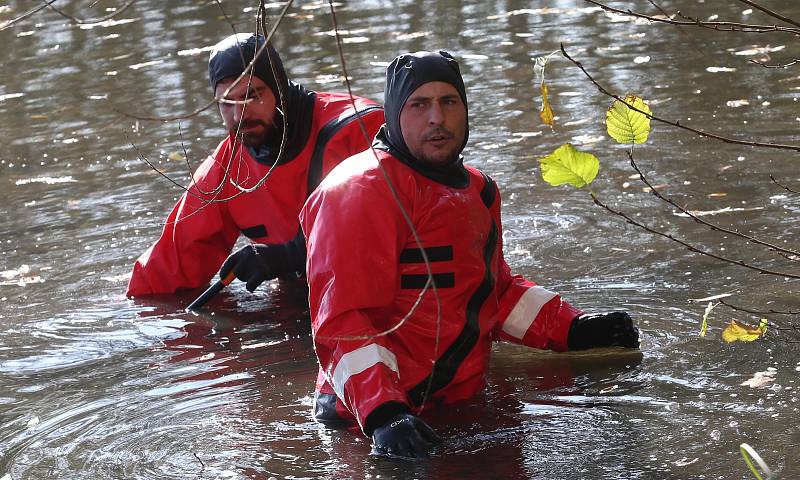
[539,143,599,188]
[606,95,652,144]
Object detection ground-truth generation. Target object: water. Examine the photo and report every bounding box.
[2,1,799,478]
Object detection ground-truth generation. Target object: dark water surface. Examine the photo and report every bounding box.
[2,1,799,478]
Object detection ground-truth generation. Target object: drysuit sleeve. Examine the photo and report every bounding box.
[487,182,583,351]
[300,164,413,431]
[126,155,240,297]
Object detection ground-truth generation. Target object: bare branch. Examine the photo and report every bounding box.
[560,44,800,153]
[735,0,800,29]
[750,58,800,69]
[214,0,239,37]
[584,0,800,35]
[321,0,442,414]
[126,1,297,213]
[45,0,137,25]
[114,100,216,122]
[719,298,800,316]
[590,193,800,279]
[322,0,441,340]
[770,175,800,195]
[0,0,57,31]
[628,151,800,259]
[646,0,706,54]
[116,0,293,126]
[125,133,219,207]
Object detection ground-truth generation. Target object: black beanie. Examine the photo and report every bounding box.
[383,51,469,158]
[208,33,289,98]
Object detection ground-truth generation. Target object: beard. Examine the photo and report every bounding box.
[233,119,273,147]
[411,127,462,166]
[415,148,460,167]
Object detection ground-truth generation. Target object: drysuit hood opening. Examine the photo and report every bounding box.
[375,50,470,188]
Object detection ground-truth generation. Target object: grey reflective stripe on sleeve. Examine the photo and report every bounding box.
[501,286,558,339]
[331,344,399,401]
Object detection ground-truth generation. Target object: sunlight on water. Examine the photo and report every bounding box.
[1,0,799,478]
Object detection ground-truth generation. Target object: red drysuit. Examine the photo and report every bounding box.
[300,148,583,432]
[127,93,383,296]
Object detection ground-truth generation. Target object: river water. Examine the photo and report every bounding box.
[1,1,799,479]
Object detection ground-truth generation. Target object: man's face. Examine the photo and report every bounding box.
[399,81,466,167]
[215,76,277,147]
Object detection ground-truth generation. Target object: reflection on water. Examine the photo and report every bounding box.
[2,1,799,478]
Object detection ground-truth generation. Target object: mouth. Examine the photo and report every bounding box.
[424,130,453,146]
[240,122,264,132]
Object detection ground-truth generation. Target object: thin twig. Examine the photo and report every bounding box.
[321,0,443,414]
[628,151,800,259]
[750,58,800,69]
[674,10,800,35]
[770,175,800,195]
[560,44,800,153]
[0,0,57,31]
[117,0,293,126]
[45,0,137,25]
[214,0,238,36]
[645,0,705,54]
[318,0,441,341]
[584,0,800,35]
[125,134,226,213]
[128,0,295,211]
[114,100,216,122]
[193,452,206,472]
[719,298,800,316]
[734,0,800,29]
[591,193,800,279]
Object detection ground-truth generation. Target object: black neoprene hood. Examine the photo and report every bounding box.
[383,50,470,158]
[208,33,289,98]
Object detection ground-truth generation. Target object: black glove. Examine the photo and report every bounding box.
[219,233,306,292]
[371,413,442,459]
[567,311,639,350]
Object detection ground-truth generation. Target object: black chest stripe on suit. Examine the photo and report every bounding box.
[399,246,453,263]
[407,173,498,406]
[400,246,455,289]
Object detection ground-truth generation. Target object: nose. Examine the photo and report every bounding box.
[427,101,444,126]
[232,101,250,125]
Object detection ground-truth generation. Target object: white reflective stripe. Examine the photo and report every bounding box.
[331,344,399,400]
[501,286,558,339]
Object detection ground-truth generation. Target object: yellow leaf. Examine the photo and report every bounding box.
[539,143,599,188]
[721,319,768,343]
[540,83,554,127]
[606,95,652,144]
[168,152,186,162]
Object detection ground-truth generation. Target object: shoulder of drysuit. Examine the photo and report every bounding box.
[464,163,500,205]
[314,148,384,194]
[312,91,383,124]
[317,150,496,192]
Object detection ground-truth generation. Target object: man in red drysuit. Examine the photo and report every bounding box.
[300,51,640,459]
[126,33,384,297]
